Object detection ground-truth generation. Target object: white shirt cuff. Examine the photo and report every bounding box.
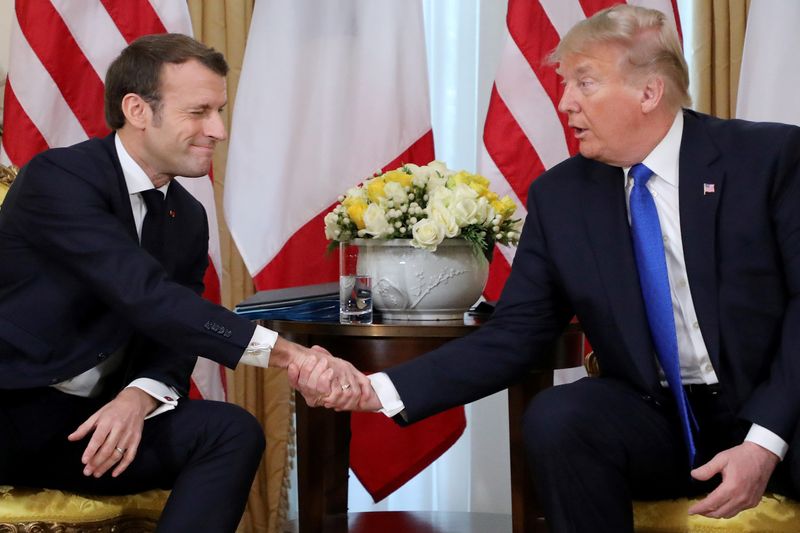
[239,325,278,368]
[126,378,180,420]
[745,424,789,460]
[369,372,406,417]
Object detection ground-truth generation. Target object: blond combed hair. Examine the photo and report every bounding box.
[549,4,691,111]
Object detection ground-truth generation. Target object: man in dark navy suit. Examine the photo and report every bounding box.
[294,5,800,532]
[0,34,367,532]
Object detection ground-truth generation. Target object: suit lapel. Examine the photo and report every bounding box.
[581,162,660,389]
[678,111,723,368]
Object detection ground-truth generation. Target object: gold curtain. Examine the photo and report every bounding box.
[187,2,294,532]
[689,0,750,118]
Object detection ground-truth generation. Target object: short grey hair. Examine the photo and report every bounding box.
[549,4,691,111]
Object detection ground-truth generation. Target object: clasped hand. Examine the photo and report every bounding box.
[287,345,377,411]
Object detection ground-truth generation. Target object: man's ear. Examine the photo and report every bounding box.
[641,75,665,114]
[120,93,151,129]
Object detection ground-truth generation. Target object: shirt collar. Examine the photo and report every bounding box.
[624,111,683,186]
[114,134,170,196]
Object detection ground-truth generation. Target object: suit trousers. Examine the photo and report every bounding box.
[523,376,800,533]
[0,386,265,533]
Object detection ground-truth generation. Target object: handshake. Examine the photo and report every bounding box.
[284,343,382,412]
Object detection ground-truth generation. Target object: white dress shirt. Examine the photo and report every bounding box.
[52,135,277,418]
[371,112,788,460]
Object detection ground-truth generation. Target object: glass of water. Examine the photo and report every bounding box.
[339,243,373,324]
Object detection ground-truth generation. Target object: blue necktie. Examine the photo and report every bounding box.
[629,163,696,466]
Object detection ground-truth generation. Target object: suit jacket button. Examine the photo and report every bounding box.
[97,352,107,360]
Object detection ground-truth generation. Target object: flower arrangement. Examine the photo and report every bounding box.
[324,161,522,255]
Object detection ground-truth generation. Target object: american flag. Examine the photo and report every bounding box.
[0,0,226,401]
[479,0,681,299]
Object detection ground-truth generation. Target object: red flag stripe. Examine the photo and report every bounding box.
[16,0,109,139]
[0,82,49,166]
[483,249,512,302]
[482,88,545,208]
[100,0,168,43]
[506,0,589,156]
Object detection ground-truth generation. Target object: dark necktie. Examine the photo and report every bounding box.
[629,163,696,466]
[140,189,166,263]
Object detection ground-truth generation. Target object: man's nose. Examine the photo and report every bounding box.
[206,111,227,141]
[557,85,577,114]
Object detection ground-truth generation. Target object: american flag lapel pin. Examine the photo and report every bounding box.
[703,183,715,195]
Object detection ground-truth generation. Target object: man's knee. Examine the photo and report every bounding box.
[212,402,266,454]
[523,384,589,458]
[179,400,266,459]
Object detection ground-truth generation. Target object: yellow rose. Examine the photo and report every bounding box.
[382,169,413,188]
[366,177,386,203]
[491,196,517,219]
[346,199,368,229]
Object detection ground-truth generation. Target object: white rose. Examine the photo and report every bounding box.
[475,197,495,226]
[451,196,480,226]
[345,186,367,200]
[324,211,341,240]
[362,203,393,238]
[427,160,454,178]
[428,185,453,206]
[451,182,478,200]
[427,174,448,191]
[411,218,446,251]
[428,202,460,238]
[383,181,407,204]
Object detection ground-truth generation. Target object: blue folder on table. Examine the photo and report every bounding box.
[234,282,340,322]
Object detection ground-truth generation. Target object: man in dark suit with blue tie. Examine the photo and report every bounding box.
[294,5,800,532]
[0,34,366,532]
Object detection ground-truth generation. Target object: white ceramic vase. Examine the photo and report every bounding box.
[354,238,489,320]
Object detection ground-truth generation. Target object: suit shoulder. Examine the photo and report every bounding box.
[685,109,800,152]
[27,136,117,182]
[529,155,597,195]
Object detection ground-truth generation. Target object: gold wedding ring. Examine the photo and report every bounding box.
[114,446,126,455]
[341,383,352,391]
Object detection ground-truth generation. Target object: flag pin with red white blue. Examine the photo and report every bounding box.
[703,183,715,195]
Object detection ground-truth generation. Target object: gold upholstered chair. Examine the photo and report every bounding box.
[0,486,169,532]
[0,164,170,531]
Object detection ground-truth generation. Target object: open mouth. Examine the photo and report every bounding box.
[572,126,587,138]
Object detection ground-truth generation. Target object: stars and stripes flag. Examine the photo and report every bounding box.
[0,0,226,401]
[479,0,681,300]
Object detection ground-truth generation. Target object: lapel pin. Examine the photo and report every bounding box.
[703,183,715,195]
[168,209,176,218]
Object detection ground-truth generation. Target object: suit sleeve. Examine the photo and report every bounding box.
[385,183,574,423]
[10,150,253,370]
[126,207,211,394]
[739,127,800,441]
